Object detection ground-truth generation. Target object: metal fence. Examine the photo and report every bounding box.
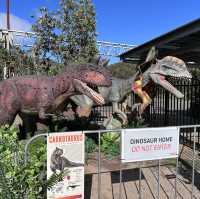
[146,78,200,152]
[146,78,200,127]
[90,79,200,126]
[25,125,200,199]
[90,94,135,123]
[90,78,200,148]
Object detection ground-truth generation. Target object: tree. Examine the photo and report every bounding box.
[109,61,137,79]
[32,0,97,66]
[0,47,35,79]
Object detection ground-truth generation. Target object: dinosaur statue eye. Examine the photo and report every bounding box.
[162,65,174,70]
[163,65,179,72]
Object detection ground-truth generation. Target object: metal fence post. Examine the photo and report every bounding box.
[119,130,122,199]
[98,131,101,199]
[192,127,197,198]
[157,159,160,199]
[139,163,142,199]
[119,160,122,199]
[174,156,179,199]
[174,127,180,199]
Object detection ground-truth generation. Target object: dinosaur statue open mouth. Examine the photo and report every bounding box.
[74,79,105,105]
[160,74,191,98]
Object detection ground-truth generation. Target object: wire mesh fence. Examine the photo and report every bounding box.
[24,125,200,199]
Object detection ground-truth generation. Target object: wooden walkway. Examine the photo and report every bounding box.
[85,164,200,199]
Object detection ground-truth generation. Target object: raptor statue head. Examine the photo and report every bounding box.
[69,57,112,105]
[149,56,192,98]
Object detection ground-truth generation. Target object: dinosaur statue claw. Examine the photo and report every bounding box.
[115,111,128,125]
[103,110,128,129]
[103,115,122,129]
[76,106,92,117]
[63,109,76,121]
[38,109,50,120]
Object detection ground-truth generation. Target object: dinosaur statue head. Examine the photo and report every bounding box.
[150,56,192,98]
[70,58,112,105]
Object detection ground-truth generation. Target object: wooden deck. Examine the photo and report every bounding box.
[85,163,200,199]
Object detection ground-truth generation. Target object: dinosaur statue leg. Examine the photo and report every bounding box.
[37,88,56,119]
[70,95,94,118]
[102,102,128,129]
[122,96,129,113]
[76,105,92,117]
[0,82,21,125]
[38,91,71,120]
[0,108,18,126]
[38,107,49,119]
[112,102,128,125]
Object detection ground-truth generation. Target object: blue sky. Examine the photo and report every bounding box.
[0,0,200,46]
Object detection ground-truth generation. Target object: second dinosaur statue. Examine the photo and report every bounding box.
[69,55,192,129]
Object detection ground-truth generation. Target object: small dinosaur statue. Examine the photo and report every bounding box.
[0,58,112,126]
[69,55,192,129]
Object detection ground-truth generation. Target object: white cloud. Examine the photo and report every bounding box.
[0,13,32,32]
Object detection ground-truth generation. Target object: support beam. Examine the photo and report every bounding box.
[6,0,10,30]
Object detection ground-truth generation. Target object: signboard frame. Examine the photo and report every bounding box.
[121,127,180,163]
[47,131,85,199]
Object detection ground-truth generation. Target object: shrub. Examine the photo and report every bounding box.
[0,126,46,199]
[101,132,120,159]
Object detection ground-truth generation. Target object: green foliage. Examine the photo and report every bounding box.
[85,136,96,154]
[0,126,47,198]
[190,67,200,79]
[101,132,120,159]
[0,47,35,79]
[0,125,25,198]
[100,119,147,159]
[85,136,97,163]
[32,0,97,66]
[46,63,64,76]
[109,61,137,79]
[101,132,120,143]
[126,118,148,128]
[47,169,69,190]
[27,138,47,198]
[85,136,97,153]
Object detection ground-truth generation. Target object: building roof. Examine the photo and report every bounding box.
[120,18,200,65]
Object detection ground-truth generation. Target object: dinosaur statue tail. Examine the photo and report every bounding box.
[68,161,84,167]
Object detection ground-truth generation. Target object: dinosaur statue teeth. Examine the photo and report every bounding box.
[161,79,184,98]
[84,84,105,105]
[90,90,105,105]
[73,78,105,105]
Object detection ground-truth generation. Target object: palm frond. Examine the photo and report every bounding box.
[46,169,69,190]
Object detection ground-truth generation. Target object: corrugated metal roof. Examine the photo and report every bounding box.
[120,18,200,65]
